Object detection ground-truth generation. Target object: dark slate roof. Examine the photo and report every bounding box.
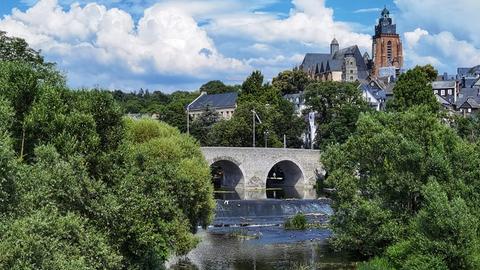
[459,98,480,109]
[432,81,456,89]
[458,66,480,78]
[301,53,330,72]
[456,87,480,107]
[467,78,478,88]
[435,94,452,106]
[360,83,387,101]
[300,45,369,80]
[188,92,238,111]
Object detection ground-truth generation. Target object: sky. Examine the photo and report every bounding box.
[0,0,479,92]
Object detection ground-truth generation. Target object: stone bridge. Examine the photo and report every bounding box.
[201,147,323,191]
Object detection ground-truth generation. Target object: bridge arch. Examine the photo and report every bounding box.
[209,157,245,190]
[265,159,306,189]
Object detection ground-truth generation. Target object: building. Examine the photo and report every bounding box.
[432,80,458,105]
[372,7,403,77]
[359,79,387,111]
[283,92,307,116]
[457,65,480,80]
[455,87,480,116]
[300,41,370,82]
[187,92,238,120]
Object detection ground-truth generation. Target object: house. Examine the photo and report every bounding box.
[432,80,458,105]
[455,87,480,116]
[187,92,238,120]
[283,92,307,116]
[359,80,387,111]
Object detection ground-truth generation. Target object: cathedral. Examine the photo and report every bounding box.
[300,7,403,81]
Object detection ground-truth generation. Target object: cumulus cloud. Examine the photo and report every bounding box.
[403,29,480,72]
[2,0,374,90]
[0,0,248,90]
[396,0,480,73]
[206,0,372,52]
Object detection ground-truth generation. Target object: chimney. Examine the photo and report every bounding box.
[462,77,466,88]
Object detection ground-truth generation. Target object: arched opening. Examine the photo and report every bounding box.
[210,160,244,200]
[266,160,304,199]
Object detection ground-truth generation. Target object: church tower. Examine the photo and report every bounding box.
[330,38,339,55]
[372,7,403,77]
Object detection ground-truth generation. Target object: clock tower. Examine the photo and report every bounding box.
[372,7,403,77]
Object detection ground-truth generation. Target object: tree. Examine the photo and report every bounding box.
[0,207,122,270]
[111,118,215,268]
[0,31,48,66]
[190,106,220,145]
[199,80,236,95]
[417,64,438,82]
[241,70,264,96]
[388,67,439,112]
[323,107,480,257]
[305,81,370,149]
[272,68,312,95]
[385,181,480,270]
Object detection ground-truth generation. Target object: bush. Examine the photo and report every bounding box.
[285,213,307,230]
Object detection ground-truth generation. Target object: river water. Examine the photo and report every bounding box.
[166,190,357,270]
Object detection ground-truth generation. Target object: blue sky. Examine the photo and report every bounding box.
[1,0,479,92]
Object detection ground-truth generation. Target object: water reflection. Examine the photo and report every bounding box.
[167,229,356,270]
[213,187,317,200]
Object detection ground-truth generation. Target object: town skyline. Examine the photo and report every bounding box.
[1,0,478,91]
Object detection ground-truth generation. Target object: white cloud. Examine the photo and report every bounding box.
[396,0,480,73]
[0,0,248,90]
[1,0,374,90]
[206,0,372,51]
[353,8,382,14]
[404,28,429,49]
[403,30,480,71]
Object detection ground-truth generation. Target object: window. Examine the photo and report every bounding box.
[350,70,353,74]
[468,108,472,113]
[441,90,445,96]
[448,89,452,95]
[350,76,354,80]
[387,41,393,63]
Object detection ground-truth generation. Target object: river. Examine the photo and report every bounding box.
[166,189,358,270]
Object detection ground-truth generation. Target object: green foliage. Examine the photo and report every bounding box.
[388,66,439,112]
[305,81,370,149]
[284,213,308,230]
[385,181,480,270]
[0,207,122,270]
[241,70,264,96]
[199,80,239,95]
[112,119,215,268]
[358,257,395,270]
[272,68,312,95]
[0,31,48,66]
[0,33,216,269]
[417,64,439,82]
[323,107,480,258]
[190,106,220,145]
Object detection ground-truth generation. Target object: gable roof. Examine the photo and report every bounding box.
[459,98,480,109]
[435,94,452,106]
[456,87,480,108]
[188,92,238,111]
[432,80,456,89]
